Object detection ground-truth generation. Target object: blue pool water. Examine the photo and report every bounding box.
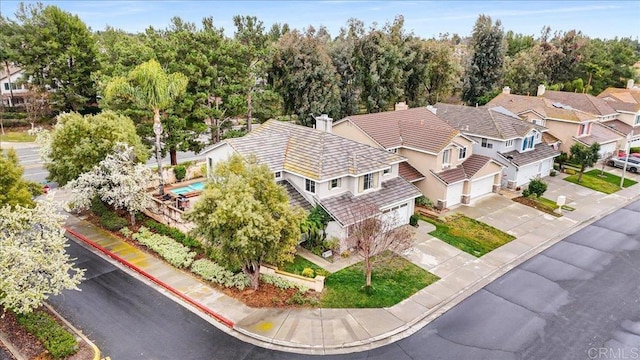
[170,181,205,195]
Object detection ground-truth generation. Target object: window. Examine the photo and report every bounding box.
[3,83,8,91]
[305,179,316,193]
[383,167,391,175]
[458,147,466,160]
[521,136,535,151]
[442,149,451,166]
[578,123,590,136]
[481,138,493,149]
[363,173,374,190]
[635,115,640,125]
[388,148,398,153]
[329,178,341,189]
[274,171,282,179]
[505,139,514,147]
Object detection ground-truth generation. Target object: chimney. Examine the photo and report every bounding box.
[315,114,333,133]
[537,84,546,96]
[627,79,635,89]
[395,102,409,111]
[502,86,511,94]
[426,105,437,115]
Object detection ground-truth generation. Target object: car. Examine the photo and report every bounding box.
[607,156,640,173]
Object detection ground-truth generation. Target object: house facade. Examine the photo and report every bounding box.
[488,87,623,158]
[333,104,503,210]
[200,119,421,252]
[598,80,640,151]
[435,103,559,189]
[0,65,30,108]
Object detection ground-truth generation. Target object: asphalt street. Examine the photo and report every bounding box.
[49,199,640,359]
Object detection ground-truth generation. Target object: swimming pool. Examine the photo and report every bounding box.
[169,181,205,196]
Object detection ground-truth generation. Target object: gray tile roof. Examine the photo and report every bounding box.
[340,108,460,153]
[574,122,623,146]
[223,120,405,181]
[430,154,498,184]
[598,87,640,112]
[279,180,312,211]
[499,146,560,168]
[317,177,421,226]
[435,103,542,139]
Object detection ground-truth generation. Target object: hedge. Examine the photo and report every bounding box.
[132,226,196,268]
[190,259,250,290]
[16,310,78,358]
[143,219,201,250]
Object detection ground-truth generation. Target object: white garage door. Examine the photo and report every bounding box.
[382,203,409,227]
[599,142,617,159]
[446,182,464,207]
[470,176,495,199]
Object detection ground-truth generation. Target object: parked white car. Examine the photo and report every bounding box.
[607,157,640,173]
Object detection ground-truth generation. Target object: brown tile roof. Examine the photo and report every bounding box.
[574,123,623,146]
[435,103,542,139]
[220,120,406,181]
[601,119,634,136]
[317,177,421,226]
[431,154,498,184]
[279,180,312,211]
[487,93,597,122]
[598,87,640,112]
[541,90,617,116]
[340,108,460,154]
[499,145,560,168]
[398,162,425,182]
[541,131,562,145]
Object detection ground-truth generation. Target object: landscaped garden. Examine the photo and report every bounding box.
[420,214,516,257]
[564,169,637,194]
[321,256,439,308]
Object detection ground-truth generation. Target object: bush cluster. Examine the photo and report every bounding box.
[132,227,196,268]
[190,259,250,290]
[301,268,315,278]
[261,273,309,292]
[16,310,78,359]
[173,165,187,181]
[143,219,201,250]
[100,211,128,231]
[522,178,548,198]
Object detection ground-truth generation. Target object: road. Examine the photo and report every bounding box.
[50,200,640,359]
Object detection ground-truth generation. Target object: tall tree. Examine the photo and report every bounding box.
[43,111,147,185]
[0,149,38,209]
[330,24,360,118]
[104,59,187,194]
[570,142,600,183]
[185,154,305,290]
[462,15,505,105]
[270,27,341,125]
[504,45,547,95]
[0,198,85,314]
[8,3,99,112]
[423,39,461,104]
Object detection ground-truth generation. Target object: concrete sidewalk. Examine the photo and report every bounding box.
[58,169,640,355]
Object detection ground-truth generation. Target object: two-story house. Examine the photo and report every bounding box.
[598,80,640,150]
[488,87,622,158]
[333,104,503,210]
[200,118,421,252]
[0,65,29,108]
[435,103,559,189]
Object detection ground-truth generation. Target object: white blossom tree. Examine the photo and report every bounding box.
[66,143,153,224]
[0,197,85,314]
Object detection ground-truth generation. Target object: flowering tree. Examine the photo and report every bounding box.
[0,197,85,314]
[66,143,153,224]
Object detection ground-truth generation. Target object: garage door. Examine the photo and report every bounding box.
[599,143,617,159]
[382,203,409,227]
[446,182,464,208]
[470,175,495,199]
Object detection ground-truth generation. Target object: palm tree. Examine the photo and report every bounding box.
[104,60,188,195]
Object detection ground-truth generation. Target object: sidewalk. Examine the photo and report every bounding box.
[58,169,640,355]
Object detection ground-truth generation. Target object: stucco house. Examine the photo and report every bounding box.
[434,103,559,189]
[0,65,29,108]
[200,118,421,252]
[488,87,622,158]
[332,104,503,210]
[597,80,640,150]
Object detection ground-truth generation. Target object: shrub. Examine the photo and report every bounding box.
[100,212,128,231]
[527,178,548,198]
[143,219,201,250]
[16,310,78,358]
[90,197,109,216]
[409,214,419,226]
[173,165,187,181]
[119,227,132,238]
[190,259,250,290]
[565,168,576,175]
[301,268,315,278]
[522,188,531,197]
[261,273,308,292]
[132,227,196,268]
[341,250,351,258]
[415,196,433,208]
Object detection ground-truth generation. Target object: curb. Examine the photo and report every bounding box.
[44,304,101,360]
[64,227,235,329]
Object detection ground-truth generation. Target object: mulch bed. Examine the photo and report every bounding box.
[513,196,561,217]
[0,307,94,360]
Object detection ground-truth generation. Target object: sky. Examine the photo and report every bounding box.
[0,1,639,39]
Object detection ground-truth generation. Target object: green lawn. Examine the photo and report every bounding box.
[0,131,36,142]
[321,256,438,308]
[564,169,637,194]
[538,197,560,209]
[421,215,516,257]
[281,255,330,277]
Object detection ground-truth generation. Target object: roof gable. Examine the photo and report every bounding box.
[541,90,617,116]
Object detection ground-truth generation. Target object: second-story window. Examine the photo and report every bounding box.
[505,139,514,147]
[481,138,493,148]
[363,173,374,190]
[383,167,391,175]
[442,149,451,166]
[305,179,316,193]
[458,147,467,160]
[274,171,282,179]
[329,178,341,189]
[578,123,590,136]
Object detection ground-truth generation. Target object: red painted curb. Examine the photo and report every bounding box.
[64,227,235,328]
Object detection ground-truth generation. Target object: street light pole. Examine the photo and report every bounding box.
[620,129,634,188]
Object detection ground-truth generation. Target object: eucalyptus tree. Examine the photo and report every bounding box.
[104,60,187,194]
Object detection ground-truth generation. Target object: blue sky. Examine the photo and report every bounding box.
[1,1,638,39]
